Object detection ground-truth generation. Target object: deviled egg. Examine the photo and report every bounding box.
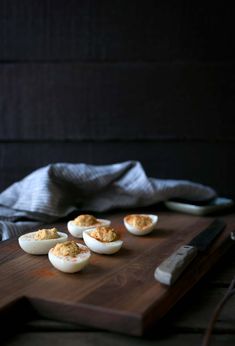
[18,227,68,255]
[83,225,123,255]
[48,241,91,273]
[123,214,158,236]
[67,214,111,238]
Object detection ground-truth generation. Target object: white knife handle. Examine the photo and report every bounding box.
[154,245,197,285]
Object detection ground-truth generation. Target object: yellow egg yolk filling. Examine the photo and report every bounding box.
[73,214,99,227]
[34,228,60,240]
[90,226,118,242]
[52,241,80,257]
[125,215,152,230]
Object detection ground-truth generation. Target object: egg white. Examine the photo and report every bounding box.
[18,231,68,255]
[83,229,123,255]
[67,218,111,238]
[123,214,158,236]
[48,243,91,273]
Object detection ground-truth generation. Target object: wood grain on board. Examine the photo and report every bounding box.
[0,212,234,336]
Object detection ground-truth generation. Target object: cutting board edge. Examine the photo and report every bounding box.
[25,296,144,336]
[141,232,234,335]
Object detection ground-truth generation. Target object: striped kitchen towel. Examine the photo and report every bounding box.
[0,161,216,241]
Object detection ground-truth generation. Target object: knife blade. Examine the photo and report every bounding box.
[154,219,226,285]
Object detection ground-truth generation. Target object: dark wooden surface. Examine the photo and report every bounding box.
[1,210,235,345]
[0,1,235,198]
[1,63,234,141]
[0,1,233,62]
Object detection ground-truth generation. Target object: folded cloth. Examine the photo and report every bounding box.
[0,160,216,241]
[0,221,43,241]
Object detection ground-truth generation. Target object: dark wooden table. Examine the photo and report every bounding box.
[1,209,235,346]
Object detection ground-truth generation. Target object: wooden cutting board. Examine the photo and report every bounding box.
[0,211,234,336]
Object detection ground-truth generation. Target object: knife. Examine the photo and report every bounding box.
[154,219,226,285]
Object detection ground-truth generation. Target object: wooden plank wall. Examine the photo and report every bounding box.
[0,1,234,198]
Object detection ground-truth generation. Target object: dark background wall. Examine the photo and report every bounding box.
[0,1,234,198]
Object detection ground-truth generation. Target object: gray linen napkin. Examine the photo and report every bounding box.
[0,160,216,241]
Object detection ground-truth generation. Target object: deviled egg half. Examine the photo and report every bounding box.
[123,214,158,236]
[67,214,111,238]
[83,225,123,255]
[18,227,68,255]
[48,241,91,273]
